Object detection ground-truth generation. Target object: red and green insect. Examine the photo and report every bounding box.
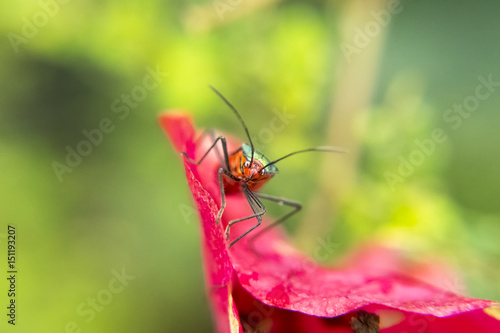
[183,86,345,248]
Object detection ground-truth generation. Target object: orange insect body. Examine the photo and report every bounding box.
[223,143,278,193]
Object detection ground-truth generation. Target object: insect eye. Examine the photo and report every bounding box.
[243,161,250,168]
[260,169,265,175]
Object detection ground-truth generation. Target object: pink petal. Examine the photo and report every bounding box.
[160,113,500,332]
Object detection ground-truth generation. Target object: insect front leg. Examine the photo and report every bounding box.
[182,135,232,171]
[215,167,228,225]
[207,129,225,168]
[225,187,266,248]
[183,135,239,227]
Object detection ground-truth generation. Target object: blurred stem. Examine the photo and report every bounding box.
[296,0,388,252]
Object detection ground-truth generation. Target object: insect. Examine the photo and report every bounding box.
[183,86,346,248]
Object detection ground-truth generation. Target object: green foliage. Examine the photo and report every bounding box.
[1,0,499,332]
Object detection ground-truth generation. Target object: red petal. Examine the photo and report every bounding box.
[158,111,195,153]
[160,112,241,332]
[160,113,500,332]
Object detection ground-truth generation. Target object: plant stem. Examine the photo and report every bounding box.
[296,0,388,254]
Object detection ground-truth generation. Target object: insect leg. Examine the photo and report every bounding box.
[249,193,302,246]
[215,167,231,226]
[182,136,232,173]
[183,134,241,228]
[225,187,266,248]
[207,129,225,168]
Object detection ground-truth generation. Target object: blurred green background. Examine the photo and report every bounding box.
[1,0,499,332]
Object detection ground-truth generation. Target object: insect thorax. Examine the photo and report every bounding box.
[224,143,278,192]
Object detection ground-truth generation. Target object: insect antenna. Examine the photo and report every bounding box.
[258,146,348,173]
[209,86,255,165]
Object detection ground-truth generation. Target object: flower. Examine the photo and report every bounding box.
[160,112,500,333]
